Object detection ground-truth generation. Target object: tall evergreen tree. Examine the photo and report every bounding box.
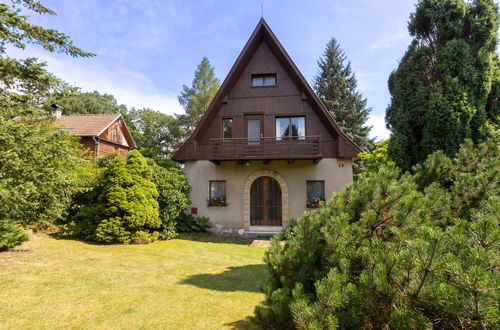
[386,0,499,171]
[177,57,220,137]
[0,0,94,118]
[313,38,372,151]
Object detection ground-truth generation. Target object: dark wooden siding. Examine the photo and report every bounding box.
[194,42,338,159]
[172,19,360,161]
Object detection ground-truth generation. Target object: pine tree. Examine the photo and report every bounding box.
[386,0,499,171]
[177,57,220,136]
[254,133,500,329]
[313,38,372,151]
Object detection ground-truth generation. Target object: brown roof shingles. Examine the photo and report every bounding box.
[54,113,119,136]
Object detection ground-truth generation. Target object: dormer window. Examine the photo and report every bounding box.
[251,73,277,87]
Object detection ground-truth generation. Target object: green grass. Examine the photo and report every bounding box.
[0,233,267,329]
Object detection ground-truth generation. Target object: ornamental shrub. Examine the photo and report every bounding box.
[254,134,499,329]
[0,220,28,251]
[65,150,160,244]
[148,160,191,239]
[93,150,160,243]
[175,214,211,233]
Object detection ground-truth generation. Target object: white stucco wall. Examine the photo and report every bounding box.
[184,158,353,234]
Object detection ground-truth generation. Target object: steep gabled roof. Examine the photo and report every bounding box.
[172,18,361,161]
[55,113,136,148]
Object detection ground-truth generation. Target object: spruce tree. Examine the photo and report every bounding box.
[386,0,499,171]
[177,57,220,137]
[93,150,160,244]
[313,38,372,151]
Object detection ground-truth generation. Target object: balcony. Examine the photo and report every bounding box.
[209,136,322,162]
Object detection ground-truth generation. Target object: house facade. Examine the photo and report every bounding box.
[53,108,136,158]
[172,19,360,235]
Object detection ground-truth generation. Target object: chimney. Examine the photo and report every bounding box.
[51,104,63,118]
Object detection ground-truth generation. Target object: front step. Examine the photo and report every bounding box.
[241,226,282,239]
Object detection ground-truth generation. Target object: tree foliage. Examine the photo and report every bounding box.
[0,0,93,117]
[0,116,92,249]
[44,88,127,115]
[386,0,499,171]
[357,139,390,174]
[125,108,182,167]
[254,133,499,329]
[0,0,94,57]
[148,160,191,239]
[313,38,372,151]
[63,152,191,244]
[177,57,220,137]
[77,151,160,244]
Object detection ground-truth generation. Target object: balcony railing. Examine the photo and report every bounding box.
[209,136,321,160]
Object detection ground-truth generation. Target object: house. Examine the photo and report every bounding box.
[172,19,361,236]
[51,105,136,157]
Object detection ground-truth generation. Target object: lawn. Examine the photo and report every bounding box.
[0,233,267,329]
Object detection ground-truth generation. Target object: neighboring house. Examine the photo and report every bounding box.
[51,106,136,157]
[172,19,361,236]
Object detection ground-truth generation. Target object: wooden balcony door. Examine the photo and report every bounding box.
[245,114,263,145]
[250,176,282,226]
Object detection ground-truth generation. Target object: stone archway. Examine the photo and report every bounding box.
[243,169,289,230]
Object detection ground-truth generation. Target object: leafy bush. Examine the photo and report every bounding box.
[0,115,93,249]
[175,214,211,233]
[0,117,92,228]
[148,161,190,239]
[254,135,499,329]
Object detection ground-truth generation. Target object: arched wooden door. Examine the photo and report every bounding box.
[250,176,282,226]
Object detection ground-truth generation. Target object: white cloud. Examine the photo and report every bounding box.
[367,113,390,141]
[8,47,184,115]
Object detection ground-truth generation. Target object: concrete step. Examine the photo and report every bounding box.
[241,226,282,239]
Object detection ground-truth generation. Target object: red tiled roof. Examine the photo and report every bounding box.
[54,113,120,136]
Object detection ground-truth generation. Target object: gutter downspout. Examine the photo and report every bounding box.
[93,136,100,160]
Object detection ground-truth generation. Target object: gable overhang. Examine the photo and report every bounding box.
[172,18,361,161]
[96,114,137,149]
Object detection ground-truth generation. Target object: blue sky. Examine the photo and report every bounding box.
[14,0,428,140]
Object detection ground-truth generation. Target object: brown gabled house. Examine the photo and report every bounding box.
[51,106,136,158]
[172,19,361,236]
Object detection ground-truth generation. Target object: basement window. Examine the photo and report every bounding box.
[251,73,277,87]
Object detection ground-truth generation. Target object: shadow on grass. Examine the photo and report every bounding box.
[224,317,260,329]
[179,264,268,293]
[49,231,257,247]
[176,232,255,246]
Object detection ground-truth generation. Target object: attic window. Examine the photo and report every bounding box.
[251,73,277,87]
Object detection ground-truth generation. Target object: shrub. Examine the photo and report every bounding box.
[0,220,28,251]
[67,150,160,244]
[254,135,499,329]
[0,116,92,230]
[175,214,211,233]
[148,161,190,239]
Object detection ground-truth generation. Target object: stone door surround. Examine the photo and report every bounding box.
[242,169,289,230]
